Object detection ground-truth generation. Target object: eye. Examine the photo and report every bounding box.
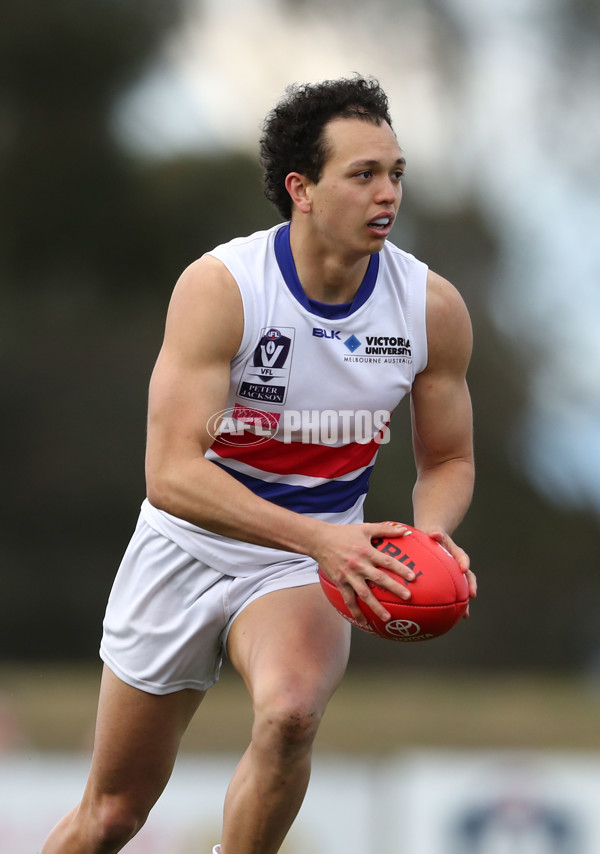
[356,170,372,180]
[392,169,405,182]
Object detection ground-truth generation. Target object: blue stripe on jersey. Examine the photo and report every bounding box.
[274,223,380,317]
[214,462,374,513]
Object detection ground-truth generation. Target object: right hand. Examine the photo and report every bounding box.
[312,520,416,628]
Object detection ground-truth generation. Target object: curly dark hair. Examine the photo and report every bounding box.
[260,76,394,220]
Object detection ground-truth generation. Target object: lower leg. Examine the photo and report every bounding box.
[41,800,141,854]
[222,585,351,854]
[221,711,316,854]
[41,667,203,854]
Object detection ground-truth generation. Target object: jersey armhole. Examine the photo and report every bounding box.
[204,250,257,363]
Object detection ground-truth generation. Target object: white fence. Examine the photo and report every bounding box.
[4,751,600,853]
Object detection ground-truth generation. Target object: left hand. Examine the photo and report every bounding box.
[426,529,477,616]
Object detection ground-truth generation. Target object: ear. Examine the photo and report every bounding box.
[285,172,313,214]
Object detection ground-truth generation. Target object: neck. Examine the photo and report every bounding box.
[288,221,370,304]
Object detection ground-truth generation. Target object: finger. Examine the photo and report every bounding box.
[466,569,477,598]
[366,566,414,607]
[427,531,475,600]
[341,571,410,626]
[366,520,412,539]
[355,583,393,624]
[338,583,372,628]
[356,574,412,623]
[369,546,416,584]
[360,593,391,624]
[429,530,470,573]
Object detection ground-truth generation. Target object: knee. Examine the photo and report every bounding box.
[90,795,148,851]
[253,693,324,756]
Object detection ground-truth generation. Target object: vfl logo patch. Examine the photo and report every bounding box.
[237,327,295,405]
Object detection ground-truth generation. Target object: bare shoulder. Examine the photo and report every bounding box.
[163,254,244,362]
[425,269,473,371]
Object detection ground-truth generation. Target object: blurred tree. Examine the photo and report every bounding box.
[0,0,276,660]
[0,0,178,658]
[0,0,183,292]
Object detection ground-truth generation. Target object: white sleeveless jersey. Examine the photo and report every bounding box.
[142,223,428,575]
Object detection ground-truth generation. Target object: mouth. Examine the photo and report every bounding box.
[367,214,394,235]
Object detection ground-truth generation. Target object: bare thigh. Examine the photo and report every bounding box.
[227,583,351,711]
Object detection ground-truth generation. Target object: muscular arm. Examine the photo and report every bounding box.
[145,256,415,624]
[146,255,317,551]
[410,270,476,593]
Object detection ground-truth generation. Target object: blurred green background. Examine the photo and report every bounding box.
[1,0,600,753]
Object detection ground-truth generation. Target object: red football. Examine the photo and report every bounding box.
[318,525,469,642]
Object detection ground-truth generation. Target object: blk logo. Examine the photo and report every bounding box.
[313,328,341,340]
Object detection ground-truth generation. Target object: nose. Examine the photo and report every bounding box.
[375,175,401,205]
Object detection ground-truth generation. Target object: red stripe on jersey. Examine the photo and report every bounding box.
[210,430,386,479]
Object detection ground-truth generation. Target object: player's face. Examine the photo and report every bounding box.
[307,117,405,257]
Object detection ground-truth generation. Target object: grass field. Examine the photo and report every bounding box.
[2,663,600,754]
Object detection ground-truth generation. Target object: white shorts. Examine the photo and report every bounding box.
[100,516,319,695]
